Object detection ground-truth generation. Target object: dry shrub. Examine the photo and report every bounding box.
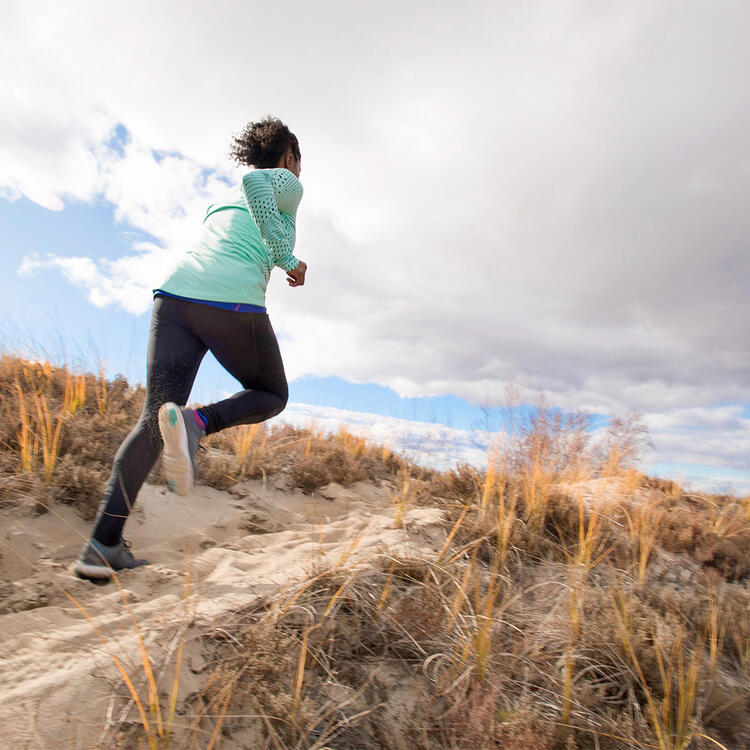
[693,532,750,581]
[596,412,653,477]
[385,559,451,648]
[50,453,109,519]
[542,491,631,568]
[654,494,750,582]
[0,355,146,518]
[200,423,281,481]
[191,560,493,748]
[195,422,408,494]
[193,552,615,749]
[289,453,333,493]
[640,476,682,495]
[513,406,593,478]
[415,462,481,505]
[553,577,750,750]
[441,681,558,750]
[415,405,651,560]
[424,472,749,749]
[195,447,242,490]
[57,407,137,466]
[267,425,408,493]
[0,470,49,513]
[290,444,367,493]
[198,617,318,746]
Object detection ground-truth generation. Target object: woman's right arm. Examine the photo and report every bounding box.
[241,169,302,273]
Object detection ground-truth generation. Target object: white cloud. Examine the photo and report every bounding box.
[683,474,750,497]
[4,1,750,480]
[644,405,750,471]
[276,402,492,472]
[18,244,181,314]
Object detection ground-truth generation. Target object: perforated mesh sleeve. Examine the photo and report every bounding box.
[241,169,303,273]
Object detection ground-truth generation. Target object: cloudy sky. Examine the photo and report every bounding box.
[2,1,749,492]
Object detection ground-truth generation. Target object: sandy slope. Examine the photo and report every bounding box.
[0,478,446,749]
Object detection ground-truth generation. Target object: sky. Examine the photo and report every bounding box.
[2,1,749,493]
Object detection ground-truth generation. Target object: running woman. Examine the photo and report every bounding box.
[73,116,306,581]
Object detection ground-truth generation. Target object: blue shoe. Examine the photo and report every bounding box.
[158,402,205,496]
[72,537,149,580]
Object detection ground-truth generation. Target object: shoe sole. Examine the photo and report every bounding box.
[72,561,115,580]
[158,402,194,496]
[71,561,148,583]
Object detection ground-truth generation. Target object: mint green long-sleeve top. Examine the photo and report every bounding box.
[155,168,303,307]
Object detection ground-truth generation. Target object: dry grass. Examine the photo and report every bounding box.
[188,492,748,750]
[1,354,750,748]
[0,354,146,516]
[198,418,411,494]
[0,353,412,515]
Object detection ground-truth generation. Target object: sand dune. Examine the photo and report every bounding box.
[0,478,446,748]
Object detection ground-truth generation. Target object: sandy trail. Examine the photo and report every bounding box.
[0,479,445,749]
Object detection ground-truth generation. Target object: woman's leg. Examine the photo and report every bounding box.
[90,297,207,545]
[181,307,288,434]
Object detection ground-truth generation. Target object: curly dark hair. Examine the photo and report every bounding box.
[229,116,300,169]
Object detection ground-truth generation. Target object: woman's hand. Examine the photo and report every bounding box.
[286,260,307,287]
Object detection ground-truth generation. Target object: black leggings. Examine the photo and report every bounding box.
[91,294,288,545]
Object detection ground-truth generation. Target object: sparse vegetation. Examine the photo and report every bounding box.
[1,354,749,748]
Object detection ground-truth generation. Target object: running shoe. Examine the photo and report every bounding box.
[72,537,149,580]
[158,402,205,496]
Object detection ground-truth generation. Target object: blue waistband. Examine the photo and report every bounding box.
[153,289,266,313]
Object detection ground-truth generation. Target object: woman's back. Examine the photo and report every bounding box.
[157,168,303,307]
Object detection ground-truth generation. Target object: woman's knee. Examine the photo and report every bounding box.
[271,378,288,413]
[267,390,288,420]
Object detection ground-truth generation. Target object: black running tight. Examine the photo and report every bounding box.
[91,294,288,545]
